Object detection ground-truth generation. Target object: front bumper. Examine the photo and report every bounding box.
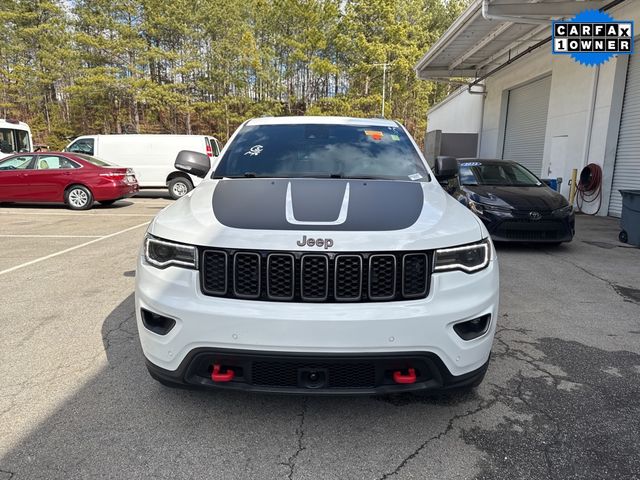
[145,348,491,395]
[135,250,499,391]
[478,211,575,243]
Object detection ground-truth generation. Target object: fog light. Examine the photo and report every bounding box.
[141,309,176,335]
[453,314,491,341]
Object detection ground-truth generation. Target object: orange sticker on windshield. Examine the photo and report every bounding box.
[365,130,384,141]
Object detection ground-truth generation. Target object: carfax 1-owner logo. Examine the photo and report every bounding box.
[552,9,634,66]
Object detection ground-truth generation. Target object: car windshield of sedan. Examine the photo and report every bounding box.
[459,161,542,187]
[71,153,118,167]
[213,123,429,181]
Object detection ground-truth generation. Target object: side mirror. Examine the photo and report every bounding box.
[435,156,458,180]
[175,150,211,178]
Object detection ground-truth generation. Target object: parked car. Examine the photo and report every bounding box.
[135,116,499,396]
[439,158,575,243]
[0,119,33,159]
[64,134,221,199]
[0,152,138,210]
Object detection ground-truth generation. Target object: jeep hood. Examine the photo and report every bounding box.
[149,178,486,251]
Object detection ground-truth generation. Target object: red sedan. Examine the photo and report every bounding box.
[0,152,139,210]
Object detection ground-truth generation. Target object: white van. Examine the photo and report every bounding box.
[0,119,33,159]
[64,134,221,199]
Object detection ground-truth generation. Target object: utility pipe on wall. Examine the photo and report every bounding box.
[569,168,578,206]
[580,65,601,213]
[583,65,600,169]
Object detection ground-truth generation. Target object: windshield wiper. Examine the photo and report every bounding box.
[213,172,431,181]
[213,172,268,179]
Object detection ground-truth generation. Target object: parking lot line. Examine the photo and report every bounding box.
[0,221,150,277]
[0,234,102,238]
[0,211,157,217]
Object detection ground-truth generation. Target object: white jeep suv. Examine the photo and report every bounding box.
[135,116,499,395]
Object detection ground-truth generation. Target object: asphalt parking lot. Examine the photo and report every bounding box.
[1,197,639,480]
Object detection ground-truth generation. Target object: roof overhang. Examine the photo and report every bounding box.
[415,0,610,81]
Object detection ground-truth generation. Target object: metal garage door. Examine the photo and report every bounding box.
[609,53,640,217]
[502,76,552,176]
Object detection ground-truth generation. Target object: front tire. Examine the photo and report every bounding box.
[168,176,193,200]
[65,185,93,210]
[619,230,628,243]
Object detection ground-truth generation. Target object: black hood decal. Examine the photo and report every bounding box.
[212,178,424,231]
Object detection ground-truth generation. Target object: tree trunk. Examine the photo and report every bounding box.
[44,100,51,134]
[225,101,230,140]
[133,100,140,133]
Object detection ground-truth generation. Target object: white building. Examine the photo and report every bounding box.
[415,0,639,217]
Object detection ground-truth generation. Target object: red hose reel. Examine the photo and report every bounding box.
[576,163,603,214]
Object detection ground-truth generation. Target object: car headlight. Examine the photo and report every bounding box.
[469,200,511,215]
[552,205,573,217]
[144,235,198,269]
[434,239,491,273]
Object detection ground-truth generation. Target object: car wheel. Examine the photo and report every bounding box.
[619,230,628,243]
[99,200,117,206]
[65,185,93,210]
[168,177,193,200]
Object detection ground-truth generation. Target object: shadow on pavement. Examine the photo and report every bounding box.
[0,294,479,480]
[2,292,639,479]
[465,337,640,480]
[134,190,172,200]
[0,200,134,210]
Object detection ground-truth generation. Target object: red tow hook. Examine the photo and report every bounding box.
[211,363,235,382]
[393,368,417,384]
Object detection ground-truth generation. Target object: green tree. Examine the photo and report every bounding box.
[0,0,470,147]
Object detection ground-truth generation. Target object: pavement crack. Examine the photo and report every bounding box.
[103,311,137,351]
[282,397,307,480]
[543,250,636,303]
[0,468,15,479]
[514,374,562,480]
[493,335,563,389]
[377,398,497,480]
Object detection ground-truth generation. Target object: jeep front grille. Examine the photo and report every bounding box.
[200,249,432,303]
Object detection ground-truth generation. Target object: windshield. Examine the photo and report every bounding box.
[459,161,542,187]
[72,153,117,167]
[213,123,429,180]
[66,138,94,155]
[1,128,30,154]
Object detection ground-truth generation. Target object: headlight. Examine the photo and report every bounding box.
[469,200,511,215]
[552,205,573,217]
[144,235,198,269]
[434,239,491,273]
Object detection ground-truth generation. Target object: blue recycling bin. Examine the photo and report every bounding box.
[619,190,640,246]
[541,178,559,191]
